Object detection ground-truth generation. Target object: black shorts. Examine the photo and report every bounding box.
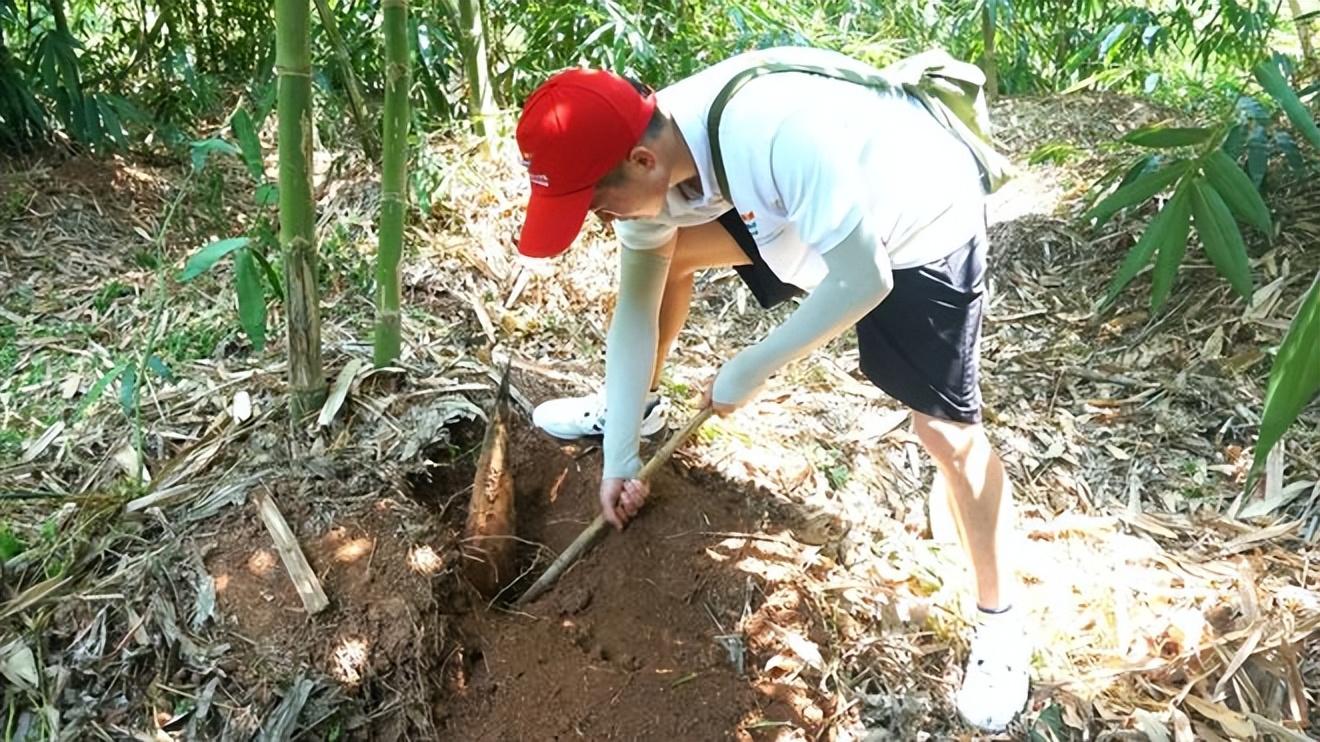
[717,209,985,424]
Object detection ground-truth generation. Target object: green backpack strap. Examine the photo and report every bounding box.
[705,52,1013,201]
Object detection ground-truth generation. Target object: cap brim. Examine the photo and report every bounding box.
[517,186,594,258]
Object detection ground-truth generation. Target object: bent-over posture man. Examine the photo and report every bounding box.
[513,46,1028,731]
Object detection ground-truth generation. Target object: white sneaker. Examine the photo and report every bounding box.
[532,390,668,440]
[956,609,1031,732]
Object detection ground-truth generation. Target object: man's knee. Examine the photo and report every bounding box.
[913,412,982,464]
[670,220,751,277]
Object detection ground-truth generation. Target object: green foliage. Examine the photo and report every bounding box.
[1248,275,1320,489]
[0,320,17,379]
[234,246,267,351]
[160,325,224,363]
[178,114,282,350]
[1188,177,1252,301]
[0,522,24,560]
[1200,149,1271,233]
[1253,56,1320,151]
[1122,125,1213,148]
[1026,141,1083,165]
[92,280,132,312]
[1101,183,1190,310]
[1087,158,1194,228]
[1223,95,1307,187]
[181,237,250,281]
[1094,142,1269,312]
[0,0,1299,152]
[1086,48,1317,491]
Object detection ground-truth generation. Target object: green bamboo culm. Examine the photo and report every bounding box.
[456,0,497,152]
[312,0,378,161]
[275,0,327,417]
[374,0,410,366]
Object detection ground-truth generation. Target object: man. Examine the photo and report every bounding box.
[513,46,1027,732]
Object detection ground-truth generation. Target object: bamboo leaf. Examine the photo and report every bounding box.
[146,355,174,382]
[249,248,283,297]
[1147,186,1194,311]
[100,96,126,146]
[1123,125,1213,148]
[1202,150,1272,234]
[1103,185,1191,309]
[254,183,278,206]
[235,247,267,351]
[119,365,138,415]
[180,237,249,281]
[1087,159,1192,227]
[1247,126,1268,184]
[230,109,265,182]
[1248,274,1320,489]
[77,362,127,419]
[1253,60,1320,150]
[190,138,240,173]
[1190,179,1254,301]
[1275,130,1305,171]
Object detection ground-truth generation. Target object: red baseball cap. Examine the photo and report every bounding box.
[515,68,657,258]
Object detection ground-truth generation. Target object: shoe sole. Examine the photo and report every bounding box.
[538,418,668,441]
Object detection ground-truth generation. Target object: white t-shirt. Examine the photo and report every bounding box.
[613,46,985,288]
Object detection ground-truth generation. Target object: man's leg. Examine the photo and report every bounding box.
[912,412,1026,732]
[651,219,751,388]
[911,413,1013,609]
[533,218,750,439]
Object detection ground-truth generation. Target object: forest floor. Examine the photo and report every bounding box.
[2,91,1319,741]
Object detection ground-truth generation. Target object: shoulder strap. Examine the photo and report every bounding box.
[707,61,896,199]
[706,56,1011,200]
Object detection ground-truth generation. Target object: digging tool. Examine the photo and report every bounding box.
[516,407,714,605]
[462,367,517,598]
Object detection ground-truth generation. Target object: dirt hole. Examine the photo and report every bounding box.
[206,406,836,739]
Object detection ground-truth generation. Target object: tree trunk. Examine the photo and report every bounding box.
[455,0,497,150]
[374,0,409,366]
[275,0,326,418]
[312,0,379,161]
[981,0,998,100]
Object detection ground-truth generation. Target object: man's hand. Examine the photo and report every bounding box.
[600,477,651,530]
[700,374,743,416]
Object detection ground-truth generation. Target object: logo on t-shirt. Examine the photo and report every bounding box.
[741,210,758,237]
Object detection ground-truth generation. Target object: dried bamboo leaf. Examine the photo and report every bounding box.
[1183,694,1256,738]
[20,421,65,463]
[0,639,39,690]
[317,358,367,428]
[258,673,316,742]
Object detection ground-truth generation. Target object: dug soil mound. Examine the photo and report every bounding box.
[205,404,833,740]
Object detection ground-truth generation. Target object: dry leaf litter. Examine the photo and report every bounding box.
[0,91,1317,740]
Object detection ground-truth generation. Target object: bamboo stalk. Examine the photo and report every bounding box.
[1288,0,1316,72]
[312,0,379,161]
[516,407,713,606]
[374,0,410,366]
[454,0,498,152]
[276,0,326,417]
[980,0,998,101]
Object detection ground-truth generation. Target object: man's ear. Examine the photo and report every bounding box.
[628,145,658,171]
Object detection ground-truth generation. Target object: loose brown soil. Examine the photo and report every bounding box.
[205,404,831,740]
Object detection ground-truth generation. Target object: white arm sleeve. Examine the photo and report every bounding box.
[711,218,892,406]
[602,242,673,479]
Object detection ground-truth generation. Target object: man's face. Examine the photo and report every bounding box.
[589,146,669,224]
